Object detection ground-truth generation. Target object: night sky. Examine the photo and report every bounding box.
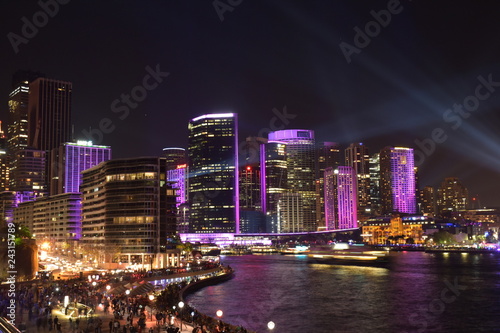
[1,1,500,206]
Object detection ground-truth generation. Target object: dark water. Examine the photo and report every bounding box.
[185,252,500,333]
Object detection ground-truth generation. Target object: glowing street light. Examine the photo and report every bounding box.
[216,310,223,318]
[267,321,275,330]
[106,285,111,291]
[125,290,130,295]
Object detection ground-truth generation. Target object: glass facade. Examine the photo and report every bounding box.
[188,113,239,233]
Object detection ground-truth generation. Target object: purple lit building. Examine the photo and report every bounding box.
[324,166,358,230]
[167,164,188,208]
[50,141,111,195]
[380,147,417,214]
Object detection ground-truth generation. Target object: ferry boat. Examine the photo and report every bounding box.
[279,245,310,255]
[307,243,391,266]
[250,245,279,254]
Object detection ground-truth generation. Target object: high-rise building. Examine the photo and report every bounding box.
[188,113,239,234]
[335,166,358,229]
[380,147,417,214]
[50,140,111,195]
[316,142,341,230]
[167,164,189,232]
[345,143,371,220]
[81,157,176,266]
[0,123,8,191]
[437,177,468,214]
[11,149,46,198]
[239,137,266,233]
[163,147,187,170]
[268,129,317,232]
[28,78,72,151]
[7,70,45,192]
[263,140,287,233]
[324,166,358,230]
[369,153,381,215]
[420,185,436,216]
[277,192,303,233]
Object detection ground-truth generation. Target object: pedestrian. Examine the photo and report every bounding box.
[76,317,80,329]
[48,316,53,331]
[109,321,113,333]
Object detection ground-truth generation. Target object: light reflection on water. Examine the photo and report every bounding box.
[185,252,500,333]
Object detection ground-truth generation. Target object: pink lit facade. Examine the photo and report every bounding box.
[324,166,358,230]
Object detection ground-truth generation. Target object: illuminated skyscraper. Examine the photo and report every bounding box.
[28,78,72,151]
[0,122,8,191]
[345,142,371,220]
[369,153,381,215]
[316,142,341,230]
[50,141,112,195]
[437,177,468,213]
[7,70,45,192]
[420,185,436,216]
[239,137,266,233]
[163,147,187,170]
[188,113,239,234]
[380,147,416,214]
[263,140,287,233]
[268,129,317,232]
[324,166,358,230]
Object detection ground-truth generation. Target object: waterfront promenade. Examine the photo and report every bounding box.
[8,265,238,333]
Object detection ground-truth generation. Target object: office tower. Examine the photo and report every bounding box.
[437,177,468,213]
[277,193,303,233]
[345,143,371,220]
[188,113,239,234]
[380,147,417,214]
[12,149,46,198]
[239,137,266,233]
[324,166,358,230]
[420,186,436,216]
[0,123,8,191]
[263,140,287,233]
[50,140,111,195]
[81,157,176,266]
[316,142,341,230]
[369,153,381,215]
[335,166,358,229]
[163,147,187,170]
[7,70,45,191]
[15,193,82,247]
[268,129,317,232]
[28,77,72,151]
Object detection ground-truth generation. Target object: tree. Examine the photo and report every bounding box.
[431,230,455,245]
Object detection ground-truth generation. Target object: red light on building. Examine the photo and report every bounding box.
[246,166,251,171]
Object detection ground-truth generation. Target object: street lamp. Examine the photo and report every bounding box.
[148,295,155,320]
[125,290,130,295]
[267,321,275,330]
[178,302,184,330]
[216,310,223,318]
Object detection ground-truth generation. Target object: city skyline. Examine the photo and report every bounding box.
[0,1,499,206]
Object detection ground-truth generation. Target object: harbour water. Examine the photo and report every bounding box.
[185,252,500,333]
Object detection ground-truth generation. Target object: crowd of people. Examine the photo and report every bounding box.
[0,263,251,333]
